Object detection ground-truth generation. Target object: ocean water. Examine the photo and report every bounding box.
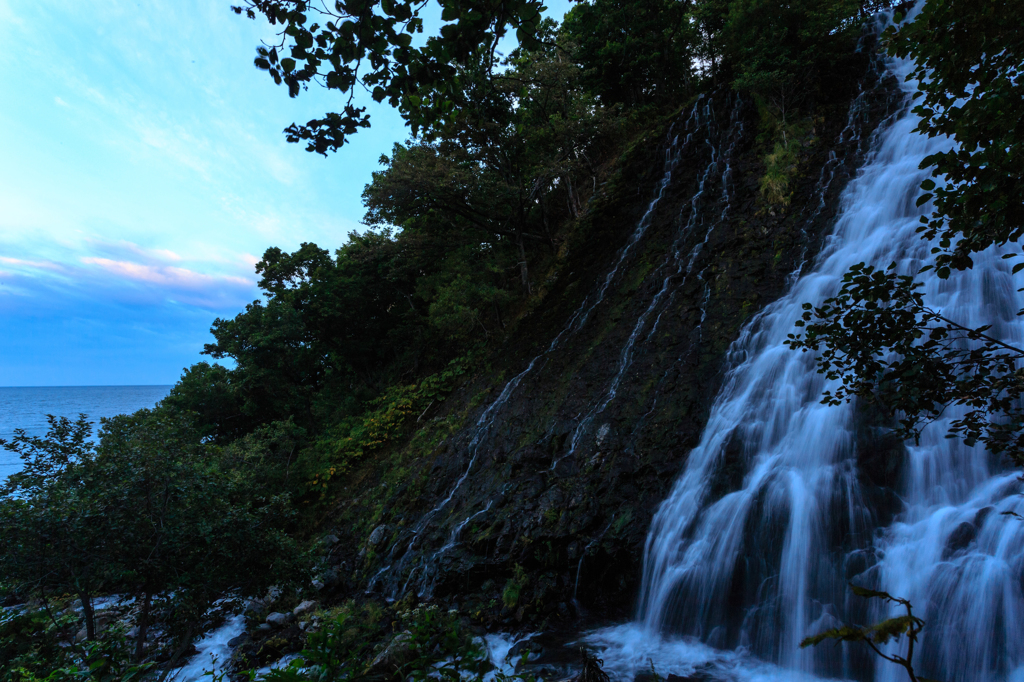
[0,385,172,482]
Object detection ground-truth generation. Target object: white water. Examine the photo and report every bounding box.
[597,8,1024,682]
[169,614,246,682]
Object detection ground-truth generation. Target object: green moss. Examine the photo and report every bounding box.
[502,564,529,608]
[611,507,634,536]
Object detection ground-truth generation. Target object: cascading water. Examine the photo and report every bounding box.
[594,8,1024,682]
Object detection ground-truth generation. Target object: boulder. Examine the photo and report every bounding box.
[266,612,291,628]
[368,525,388,547]
[368,631,416,677]
[293,600,318,617]
[943,521,978,559]
[228,633,251,648]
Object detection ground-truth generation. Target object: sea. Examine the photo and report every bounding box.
[0,385,172,482]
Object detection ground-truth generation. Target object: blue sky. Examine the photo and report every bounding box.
[0,0,568,387]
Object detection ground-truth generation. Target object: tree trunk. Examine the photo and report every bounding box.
[517,233,531,296]
[77,591,96,641]
[134,591,153,663]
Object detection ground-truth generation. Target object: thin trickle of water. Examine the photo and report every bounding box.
[429,499,494,567]
[379,112,699,598]
[598,7,1024,682]
[558,98,745,468]
[429,111,693,503]
[574,517,616,600]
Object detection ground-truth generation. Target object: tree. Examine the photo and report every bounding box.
[231,0,548,153]
[724,0,887,120]
[886,0,1024,276]
[202,235,430,433]
[0,410,301,663]
[162,362,246,443]
[93,408,300,660]
[0,415,109,641]
[789,264,1024,465]
[364,22,610,294]
[562,0,697,108]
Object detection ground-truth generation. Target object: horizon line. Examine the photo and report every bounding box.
[0,384,175,389]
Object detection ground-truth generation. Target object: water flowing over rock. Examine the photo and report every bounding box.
[596,8,1024,682]
[345,9,911,634]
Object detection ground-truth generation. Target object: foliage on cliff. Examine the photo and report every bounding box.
[160,0,885,501]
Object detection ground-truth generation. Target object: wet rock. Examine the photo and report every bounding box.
[313,568,340,592]
[943,521,978,558]
[368,525,388,547]
[974,506,995,528]
[666,673,712,682]
[367,631,416,678]
[293,600,318,617]
[323,534,340,546]
[266,612,291,628]
[228,633,250,648]
[244,586,282,614]
[844,549,876,580]
[514,633,580,679]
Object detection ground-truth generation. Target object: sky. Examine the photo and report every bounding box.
[0,0,569,387]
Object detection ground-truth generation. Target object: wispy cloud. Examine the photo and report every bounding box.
[81,257,252,290]
[85,239,184,264]
[0,0,409,384]
[0,256,66,272]
[0,0,24,30]
[0,237,258,316]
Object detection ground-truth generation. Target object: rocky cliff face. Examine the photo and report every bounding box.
[321,35,906,632]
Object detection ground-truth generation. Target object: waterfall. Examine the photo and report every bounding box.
[596,8,1024,682]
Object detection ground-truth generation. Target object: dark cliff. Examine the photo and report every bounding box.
[317,37,905,631]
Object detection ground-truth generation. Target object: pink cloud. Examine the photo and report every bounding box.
[81,257,254,290]
[85,239,184,264]
[0,256,66,272]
